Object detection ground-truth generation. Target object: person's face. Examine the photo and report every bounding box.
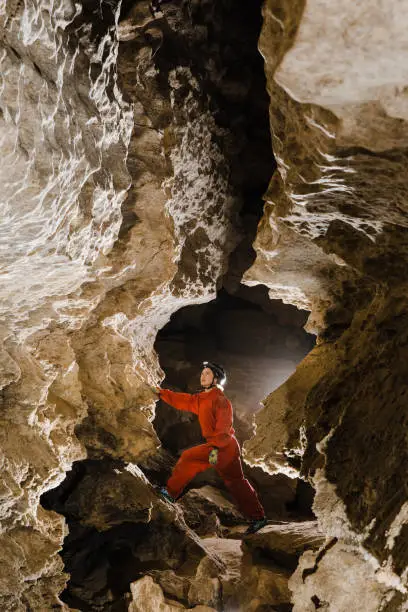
[200,367,215,388]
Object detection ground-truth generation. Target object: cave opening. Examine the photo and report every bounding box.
[151,284,317,519]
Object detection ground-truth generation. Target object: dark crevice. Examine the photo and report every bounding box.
[41,458,203,611]
[116,0,275,249]
[311,595,327,609]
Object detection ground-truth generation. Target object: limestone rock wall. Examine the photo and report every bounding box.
[244,1,408,609]
[0,0,245,607]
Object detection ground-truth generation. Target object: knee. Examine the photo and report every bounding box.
[174,457,187,470]
[174,449,194,467]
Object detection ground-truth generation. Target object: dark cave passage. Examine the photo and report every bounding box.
[152,285,316,520]
[41,458,205,612]
[154,286,315,448]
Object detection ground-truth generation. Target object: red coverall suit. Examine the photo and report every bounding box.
[159,386,265,520]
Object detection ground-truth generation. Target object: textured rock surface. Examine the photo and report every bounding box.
[128,576,216,612]
[41,460,230,609]
[198,535,293,611]
[242,521,325,568]
[147,533,294,611]
[243,0,408,609]
[179,485,245,536]
[0,0,257,607]
[289,540,395,612]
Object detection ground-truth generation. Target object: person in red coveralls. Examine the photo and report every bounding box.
[151,361,267,535]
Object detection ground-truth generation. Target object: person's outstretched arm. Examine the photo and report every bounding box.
[207,396,233,448]
[159,388,199,414]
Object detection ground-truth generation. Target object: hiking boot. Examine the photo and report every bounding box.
[158,487,175,503]
[244,516,268,535]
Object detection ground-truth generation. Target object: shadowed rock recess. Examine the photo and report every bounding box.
[0,0,407,610]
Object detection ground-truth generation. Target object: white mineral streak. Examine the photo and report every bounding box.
[289,541,393,612]
[289,470,406,610]
[386,502,408,551]
[312,469,376,545]
[164,66,239,296]
[0,0,133,340]
[310,422,407,597]
[166,68,237,278]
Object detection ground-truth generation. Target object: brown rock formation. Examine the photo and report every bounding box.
[128,576,216,612]
[0,0,253,606]
[143,525,324,612]
[243,0,408,609]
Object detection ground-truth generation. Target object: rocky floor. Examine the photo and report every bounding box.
[43,459,324,611]
[128,487,325,612]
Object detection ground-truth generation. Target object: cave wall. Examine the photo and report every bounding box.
[0,0,277,608]
[243,1,408,609]
[0,0,249,607]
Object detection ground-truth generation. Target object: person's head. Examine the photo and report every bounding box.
[200,361,227,390]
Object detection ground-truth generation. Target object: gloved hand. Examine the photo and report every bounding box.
[208,448,218,465]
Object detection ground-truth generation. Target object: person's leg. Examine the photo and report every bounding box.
[216,438,265,520]
[166,444,211,499]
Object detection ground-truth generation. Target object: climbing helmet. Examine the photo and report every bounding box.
[202,361,227,386]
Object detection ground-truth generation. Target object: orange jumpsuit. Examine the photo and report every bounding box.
[159,387,265,520]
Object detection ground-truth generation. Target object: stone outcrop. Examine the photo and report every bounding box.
[189,522,324,611]
[242,521,325,569]
[42,460,226,609]
[179,485,245,536]
[128,576,215,612]
[128,576,216,612]
[243,0,408,609]
[289,539,396,612]
[144,521,325,612]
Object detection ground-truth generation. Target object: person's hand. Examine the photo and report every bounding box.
[209,448,218,465]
